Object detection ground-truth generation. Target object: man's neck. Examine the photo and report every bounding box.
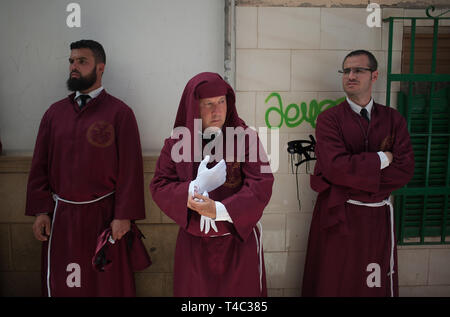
[80,82,102,94]
[347,94,371,108]
[75,86,104,102]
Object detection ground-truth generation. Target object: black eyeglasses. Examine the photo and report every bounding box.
[338,67,373,75]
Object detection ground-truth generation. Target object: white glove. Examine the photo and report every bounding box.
[190,155,226,196]
[196,191,218,234]
[200,215,218,234]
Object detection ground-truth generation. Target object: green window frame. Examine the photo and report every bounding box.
[384,6,450,245]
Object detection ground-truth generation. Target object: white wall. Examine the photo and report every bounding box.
[0,0,225,154]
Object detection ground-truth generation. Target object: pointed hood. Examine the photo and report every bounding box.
[173,72,246,131]
[171,72,248,180]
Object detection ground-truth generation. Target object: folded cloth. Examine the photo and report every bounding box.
[92,223,152,272]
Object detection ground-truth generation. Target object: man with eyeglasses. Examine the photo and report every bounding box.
[302,50,414,296]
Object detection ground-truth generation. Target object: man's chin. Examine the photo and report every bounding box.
[344,87,360,95]
[67,79,93,92]
[205,125,222,132]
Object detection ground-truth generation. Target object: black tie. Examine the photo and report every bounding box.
[360,108,370,122]
[78,95,90,109]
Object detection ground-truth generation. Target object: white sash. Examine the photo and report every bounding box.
[253,222,263,293]
[46,191,115,297]
[346,198,395,297]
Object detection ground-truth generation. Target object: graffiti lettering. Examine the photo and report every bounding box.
[264,92,344,129]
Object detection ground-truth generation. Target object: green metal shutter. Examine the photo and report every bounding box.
[385,7,450,245]
[395,88,450,244]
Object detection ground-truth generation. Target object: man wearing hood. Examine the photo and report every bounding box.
[150,72,274,296]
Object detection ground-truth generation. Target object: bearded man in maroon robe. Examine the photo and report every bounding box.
[302,50,414,297]
[150,72,274,296]
[26,40,150,297]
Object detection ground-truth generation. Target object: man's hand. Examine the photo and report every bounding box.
[32,214,51,241]
[384,151,393,164]
[187,192,217,219]
[110,219,131,241]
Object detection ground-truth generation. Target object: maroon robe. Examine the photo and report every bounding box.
[25,89,148,297]
[302,100,414,297]
[150,72,274,297]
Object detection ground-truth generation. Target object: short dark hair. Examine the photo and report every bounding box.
[343,50,377,71]
[70,39,106,64]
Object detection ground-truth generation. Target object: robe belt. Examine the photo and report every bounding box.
[52,191,115,205]
[346,198,394,297]
[253,222,263,293]
[46,191,115,297]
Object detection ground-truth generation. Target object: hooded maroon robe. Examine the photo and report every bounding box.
[150,72,274,297]
[302,100,414,297]
[25,89,148,297]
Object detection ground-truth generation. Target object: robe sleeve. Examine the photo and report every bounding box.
[315,111,381,193]
[378,114,415,194]
[113,107,146,220]
[221,140,274,242]
[26,110,54,216]
[150,138,190,228]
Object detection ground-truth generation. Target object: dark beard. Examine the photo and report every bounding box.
[66,67,97,92]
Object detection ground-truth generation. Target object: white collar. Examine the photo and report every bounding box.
[75,86,104,100]
[346,96,373,120]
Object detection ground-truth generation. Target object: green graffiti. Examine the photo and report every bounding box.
[264,92,345,129]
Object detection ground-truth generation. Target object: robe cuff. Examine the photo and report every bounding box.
[215,201,233,223]
[189,181,232,223]
[377,151,390,169]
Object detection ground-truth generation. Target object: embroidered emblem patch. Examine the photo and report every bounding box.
[87,121,115,148]
[223,162,242,188]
